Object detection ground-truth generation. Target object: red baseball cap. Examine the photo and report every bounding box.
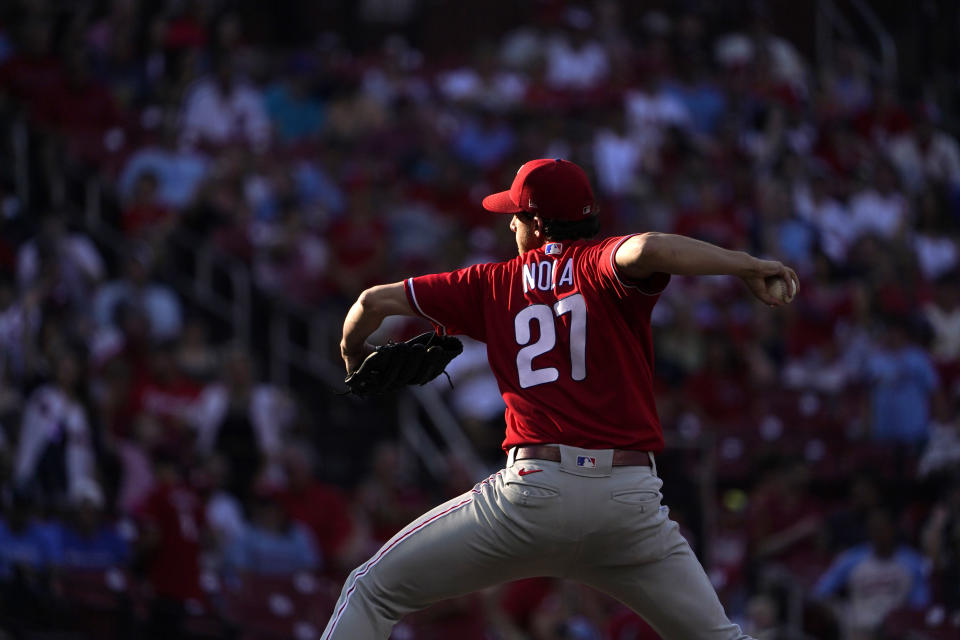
[482,159,596,222]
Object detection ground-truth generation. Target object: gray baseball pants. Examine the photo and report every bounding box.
[322,445,751,640]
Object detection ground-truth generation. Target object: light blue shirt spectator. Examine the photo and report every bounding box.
[0,518,63,578]
[264,83,325,144]
[224,521,320,576]
[60,523,130,570]
[453,117,515,169]
[663,80,726,135]
[93,281,183,342]
[865,344,938,444]
[118,147,209,210]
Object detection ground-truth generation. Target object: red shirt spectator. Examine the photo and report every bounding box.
[136,461,205,602]
[275,444,357,575]
[122,173,174,238]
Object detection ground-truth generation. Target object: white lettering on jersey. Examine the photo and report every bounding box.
[538,262,552,290]
[522,264,537,293]
[558,260,574,287]
[523,259,575,293]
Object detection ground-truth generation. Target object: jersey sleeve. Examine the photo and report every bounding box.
[404,263,493,341]
[593,234,670,298]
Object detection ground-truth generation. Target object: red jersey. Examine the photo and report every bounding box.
[405,235,669,453]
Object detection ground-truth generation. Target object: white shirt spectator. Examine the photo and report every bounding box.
[17,233,105,297]
[181,77,271,149]
[207,490,246,545]
[429,336,505,422]
[593,128,642,196]
[714,33,807,89]
[92,280,183,342]
[924,301,960,362]
[436,68,528,109]
[917,420,960,477]
[849,187,908,239]
[888,131,960,192]
[15,385,97,498]
[914,234,958,281]
[191,384,294,460]
[794,184,856,262]
[624,88,691,154]
[0,299,39,380]
[544,35,609,90]
[118,145,210,210]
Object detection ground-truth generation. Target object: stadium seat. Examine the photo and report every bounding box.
[882,605,960,639]
[221,572,338,640]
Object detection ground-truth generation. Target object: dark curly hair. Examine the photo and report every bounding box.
[515,211,601,242]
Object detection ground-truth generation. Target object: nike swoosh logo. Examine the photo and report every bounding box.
[517,468,543,476]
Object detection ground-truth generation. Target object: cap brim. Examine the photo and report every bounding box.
[482,190,523,214]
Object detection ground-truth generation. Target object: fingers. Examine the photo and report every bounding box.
[787,268,800,298]
[757,259,785,276]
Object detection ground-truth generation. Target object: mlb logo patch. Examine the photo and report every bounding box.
[576,456,597,468]
[545,243,562,256]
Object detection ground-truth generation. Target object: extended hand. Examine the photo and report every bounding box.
[742,259,800,307]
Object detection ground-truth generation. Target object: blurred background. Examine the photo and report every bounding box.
[0,0,959,638]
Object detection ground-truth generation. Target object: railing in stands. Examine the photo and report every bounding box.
[81,177,485,483]
[817,0,897,84]
[83,178,252,348]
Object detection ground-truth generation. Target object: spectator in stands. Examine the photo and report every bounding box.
[181,55,271,151]
[913,189,958,281]
[813,508,930,638]
[136,450,204,639]
[863,318,938,446]
[924,274,960,384]
[14,350,97,505]
[921,480,960,608]
[200,454,245,549]
[118,119,210,211]
[191,347,295,499]
[120,171,175,240]
[793,169,855,265]
[263,59,325,145]
[276,443,359,577]
[748,458,825,585]
[544,9,609,91]
[92,248,183,342]
[355,441,429,544]
[452,108,515,170]
[16,214,105,313]
[60,479,129,570]
[848,161,908,241]
[175,317,219,382]
[224,486,319,576]
[887,109,960,193]
[0,487,62,632]
[42,46,125,165]
[917,393,960,479]
[825,475,881,552]
[0,272,40,385]
[0,487,62,579]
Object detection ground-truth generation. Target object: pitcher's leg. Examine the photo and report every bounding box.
[577,518,751,640]
[322,472,553,640]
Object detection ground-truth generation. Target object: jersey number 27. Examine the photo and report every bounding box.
[514,293,586,388]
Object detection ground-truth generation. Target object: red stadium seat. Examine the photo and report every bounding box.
[222,572,339,640]
[882,605,960,639]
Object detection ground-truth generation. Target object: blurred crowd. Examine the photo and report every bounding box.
[1,0,960,638]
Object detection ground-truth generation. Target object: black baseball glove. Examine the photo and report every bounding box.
[344,332,463,396]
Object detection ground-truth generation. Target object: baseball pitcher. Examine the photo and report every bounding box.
[328,159,799,639]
